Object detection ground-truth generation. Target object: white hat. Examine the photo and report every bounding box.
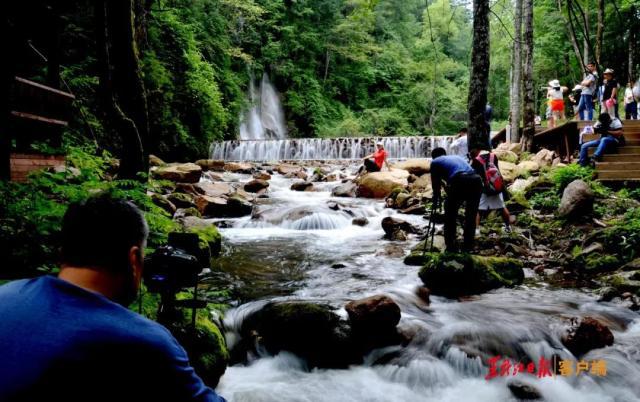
[376,141,384,146]
[603,68,614,75]
[549,79,560,87]
[573,84,582,91]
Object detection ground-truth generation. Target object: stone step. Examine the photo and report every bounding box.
[588,146,640,155]
[597,170,640,181]
[596,161,640,171]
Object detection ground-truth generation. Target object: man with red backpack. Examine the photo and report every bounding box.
[470,149,514,233]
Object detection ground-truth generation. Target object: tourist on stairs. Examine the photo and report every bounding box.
[0,194,226,402]
[625,81,638,120]
[359,141,390,174]
[578,113,624,167]
[430,147,483,252]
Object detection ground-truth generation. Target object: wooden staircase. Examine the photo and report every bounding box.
[578,119,640,181]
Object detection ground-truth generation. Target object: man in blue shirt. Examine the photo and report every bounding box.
[0,194,226,402]
[430,147,483,252]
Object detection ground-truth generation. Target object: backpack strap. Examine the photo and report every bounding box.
[489,153,495,165]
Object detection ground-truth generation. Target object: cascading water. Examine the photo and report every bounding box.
[202,164,640,402]
[238,72,287,140]
[211,136,455,161]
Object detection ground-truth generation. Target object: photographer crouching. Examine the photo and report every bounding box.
[578,113,625,167]
[0,194,226,402]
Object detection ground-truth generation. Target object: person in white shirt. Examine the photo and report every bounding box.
[547,79,567,128]
[625,81,637,119]
[578,62,598,121]
[578,113,624,166]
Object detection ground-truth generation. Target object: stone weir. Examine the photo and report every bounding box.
[210,136,456,161]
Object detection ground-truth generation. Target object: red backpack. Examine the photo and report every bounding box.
[475,153,504,195]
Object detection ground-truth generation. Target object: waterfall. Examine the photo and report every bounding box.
[238,72,287,140]
[210,136,455,161]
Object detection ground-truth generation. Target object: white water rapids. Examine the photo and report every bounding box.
[205,166,640,402]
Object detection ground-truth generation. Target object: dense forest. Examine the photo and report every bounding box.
[6,0,639,162]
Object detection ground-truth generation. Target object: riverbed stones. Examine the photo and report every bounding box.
[276,163,305,175]
[174,207,202,219]
[345,295,401,331]
[196,182,233,198]
[151,162,202,183]
[195,194,252,218]
[332,181,357,197]
[562,316,614,357]
[252,171,271,181]
[418,252,524,297]
[239,302,359,368]
[223,162,254,174]
[558,179,594,219]
[196,159,225,171]
[244,179,270,193]
[393,159,431,176]
[403,236,446,265]
[357,170,409,198]
[151,193,176,216]
[167,192,197,209]
[517,160,540,175]
[381,217,420,240]
[507,381,542,400]
[533,148,555,167]
[493,149,519,164]
[291,181,313,191]
[149,154,165,167]
[498,161,518,183]
[352,217,369,226]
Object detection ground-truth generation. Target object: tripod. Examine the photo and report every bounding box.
[422,198,440,255]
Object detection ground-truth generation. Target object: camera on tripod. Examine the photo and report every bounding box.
[143,232,208,326]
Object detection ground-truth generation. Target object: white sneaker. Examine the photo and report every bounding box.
[475,229,480,236]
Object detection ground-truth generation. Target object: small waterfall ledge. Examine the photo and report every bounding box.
[210,136,456,161]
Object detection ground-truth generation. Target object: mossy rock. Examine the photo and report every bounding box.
[169,313,229,388]
[600,270,640,295]
[404,237,445,266]
[418,252,524,297]
[239,302,360,368]
[167,192,197,209]
[187,224,222,257]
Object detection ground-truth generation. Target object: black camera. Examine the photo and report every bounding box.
[144,232,203,294]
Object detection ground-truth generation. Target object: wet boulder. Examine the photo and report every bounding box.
[496,142,522,155]
[352,217,369,226]
[393,159,431,176]
[507,381,542,400]
[558,179,594,219]
[167,192,197,209]
[345,295,403,350]
[196,159,225,172]
[357,170,410,199]
[275,163,305,175]
[239,302,360,369]
[493,149,519,164]
[223,162,254,174]
[401,204,426,215]
[332,181,357,198]
[196,182,233,198]
[381,217,420,240]
[195,194,252,218]
[291,181,314,192]
[174,207,202,219]
[252,171,271,181]
[151,163,202,183]
[562,317,614,357]
[403,236,446,265]
[418,253,524,297]
[244,179,270,193]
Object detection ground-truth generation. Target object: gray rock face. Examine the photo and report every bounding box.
[558,179,594,219]
[332,182,357,198]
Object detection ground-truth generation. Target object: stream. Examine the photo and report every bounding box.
[206,165,640,402]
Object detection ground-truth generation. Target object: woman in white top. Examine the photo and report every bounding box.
[547,80,567,128]
[625,81,637,120]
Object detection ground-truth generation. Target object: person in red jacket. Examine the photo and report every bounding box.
[359,141,390,174]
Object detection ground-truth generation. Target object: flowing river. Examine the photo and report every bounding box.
[205,164,640,402]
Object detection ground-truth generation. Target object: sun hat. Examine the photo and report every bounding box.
[376,141,384,146]
[573,84,582,91]
[603,68,614,75]
[549,79,560,87]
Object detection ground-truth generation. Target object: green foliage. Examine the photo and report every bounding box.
[551,165,594,192]
[598,208,640,263]
[529,189,560,212]
[0,146,178,277]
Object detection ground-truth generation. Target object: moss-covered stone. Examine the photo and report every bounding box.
[239,302,360,368]
[404,237,445,265]
[187,224,222,257]
[600,270,640,295]
[167,192,197,209]
[418,252,524,297]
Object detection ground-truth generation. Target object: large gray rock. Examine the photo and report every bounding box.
[332,182,357,198]
[393,159,431,176]
[196,159,225,171]
[533,148,555,167]
[223,162,254,174]
[291,181,314,192]
[558,179,594,219]
[151,163,202,183]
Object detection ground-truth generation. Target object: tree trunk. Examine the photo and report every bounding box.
[467,0,490,151]
[595,0,604,66]
[95,0,149,179]
[521,0,535,152]
[560,0,585,72]
[629,27,635,82]
[509,0,523,143]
